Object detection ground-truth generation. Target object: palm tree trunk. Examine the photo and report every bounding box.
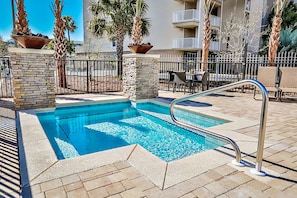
[268,13,282,67]
[202,14,211,71]
[54,0,67,87]
[11,0,16,34]
[57,59,67,88]
[116,26,125,76]
[268,0,287,67]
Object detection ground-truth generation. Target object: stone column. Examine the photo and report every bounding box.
[123,54,160,100]
[9,48,55,110]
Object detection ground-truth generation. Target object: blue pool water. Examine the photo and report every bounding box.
[36,100,227,162]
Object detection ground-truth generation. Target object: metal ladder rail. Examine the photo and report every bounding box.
[169,79,269,175]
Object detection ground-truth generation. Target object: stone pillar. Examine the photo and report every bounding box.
[9,48,55,110]
[123,54,160,100]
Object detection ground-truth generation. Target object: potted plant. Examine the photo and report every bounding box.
[12,0,51,49]
[128,0,152,54]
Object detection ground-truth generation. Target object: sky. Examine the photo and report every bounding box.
[0,0,83,42]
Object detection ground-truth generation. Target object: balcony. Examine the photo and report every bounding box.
[173,38,199,50]
[172,9,199,28]
[172,9,221,28]
[172,38,220,51]
[210,15,221,27]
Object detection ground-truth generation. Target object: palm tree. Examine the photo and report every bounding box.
[268,0,287,67]
[53,0,67,87]
[131,0,149,45]
[62,16,77,41]
[279,27,297,52]
[15,0,30,34]
[260,0,297,54]
[11,0,16,35]
[63,16,77,55]
[201,0,214,71]
[88,0,150,75]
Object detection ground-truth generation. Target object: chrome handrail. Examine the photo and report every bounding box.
[169,79,269,175]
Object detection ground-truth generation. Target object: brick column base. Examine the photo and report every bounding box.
[9,48,55,110]
[123,54,160,100]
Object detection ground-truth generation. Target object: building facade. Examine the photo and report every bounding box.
[81,0,273,57]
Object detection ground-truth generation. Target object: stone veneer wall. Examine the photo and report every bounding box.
[123,54,160,100]
[9,48,55,110]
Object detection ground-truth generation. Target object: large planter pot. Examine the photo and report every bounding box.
[12,35,51,49]
[128,44,153,54]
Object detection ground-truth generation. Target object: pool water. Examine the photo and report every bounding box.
[37,100,227,162]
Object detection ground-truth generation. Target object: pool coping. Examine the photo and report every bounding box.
[17,95,271,190]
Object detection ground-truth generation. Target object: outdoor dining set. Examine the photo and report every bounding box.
[167,70,209,94]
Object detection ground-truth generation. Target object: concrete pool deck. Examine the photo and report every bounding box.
[1,91,297,197]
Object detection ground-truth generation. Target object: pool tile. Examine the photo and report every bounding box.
[66,187,89,198]
[192,187,216,198]
[120,179,136,190]
[205,181,229,196]
[40,178,63,192]
[61,174,80,185]
[64,181,84,192]
[131,176,155,191]
[120,188,146,198]
[83,177,111,191]
[120,166,142,180]
[88,187,109,198]
[105,182,126,196]
[44,186,67,197]
[93,164,118,176]
[79,169,97,182]
[107,172,127,183]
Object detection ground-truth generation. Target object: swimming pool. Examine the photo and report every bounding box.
[36,100,227,162]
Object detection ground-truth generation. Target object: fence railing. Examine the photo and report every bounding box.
[158,58,297,91]
[2,52,297,97]
[55,59,122,95]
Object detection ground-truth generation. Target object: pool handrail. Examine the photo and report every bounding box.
[169,79,269,175]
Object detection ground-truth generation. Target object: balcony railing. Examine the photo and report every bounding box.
[172,38,220,51]
[173,38,200,49]
[172,9,221,27]
[172,9,199,24]
[210,15,221,27]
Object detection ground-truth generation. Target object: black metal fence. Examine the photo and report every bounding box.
[0,56,13,98]
[159,59,297,91]
[55,59,122,94]
[2,55,297,98]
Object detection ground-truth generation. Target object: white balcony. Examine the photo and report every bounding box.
[173,38,199,50]
[173,38,220,51]
[210,15,221,27]
[172,9,221,28]
[172,9,199,28]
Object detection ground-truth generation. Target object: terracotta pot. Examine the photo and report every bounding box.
[128,44,153,54]
[12,35,51,49]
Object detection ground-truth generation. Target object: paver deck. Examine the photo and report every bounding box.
[1,91,297,198]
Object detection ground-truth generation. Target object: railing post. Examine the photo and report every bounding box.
[251,83,269,176]
[86,60,89,93]
[170,79,269,175]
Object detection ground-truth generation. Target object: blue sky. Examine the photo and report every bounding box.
[0,0,83,41]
